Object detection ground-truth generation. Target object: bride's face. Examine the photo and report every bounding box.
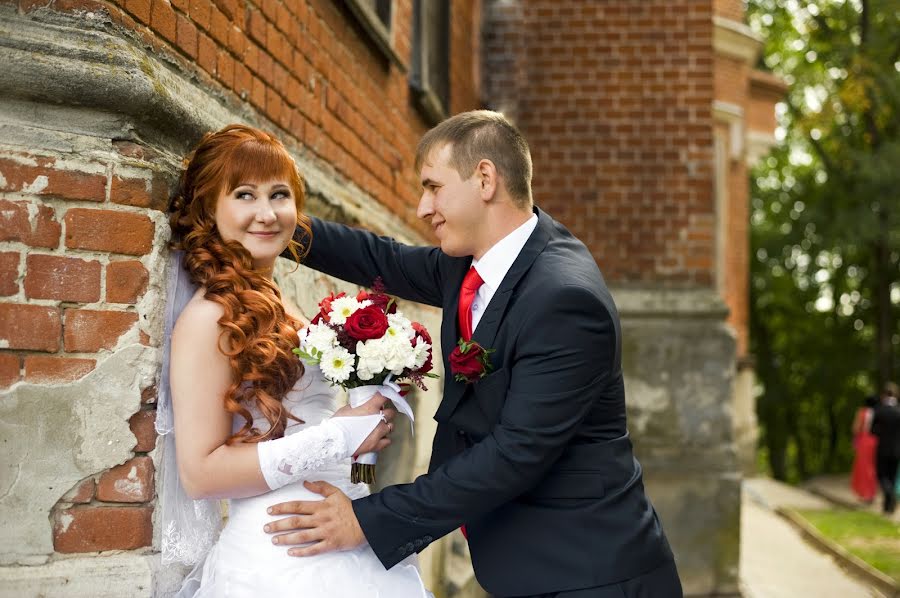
[214,178,297,271]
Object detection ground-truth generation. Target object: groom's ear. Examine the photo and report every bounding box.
[475,159,498,201]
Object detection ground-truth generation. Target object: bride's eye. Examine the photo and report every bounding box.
[236,191,255,201]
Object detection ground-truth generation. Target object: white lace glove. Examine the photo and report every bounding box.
[256,414,384,490]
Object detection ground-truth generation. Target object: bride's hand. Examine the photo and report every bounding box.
[331,393,397,456]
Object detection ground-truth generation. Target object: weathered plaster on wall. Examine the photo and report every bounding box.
[0,344,157,565]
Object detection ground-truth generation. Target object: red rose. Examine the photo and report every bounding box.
[318,291,346,323]
[449,340,493,383]
[344,305,389,341]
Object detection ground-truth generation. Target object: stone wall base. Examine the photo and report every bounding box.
[0,554,153,598]
[617,288,741,596]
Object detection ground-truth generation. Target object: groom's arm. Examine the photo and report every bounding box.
[354,284,617,568]
[289,217,454,307]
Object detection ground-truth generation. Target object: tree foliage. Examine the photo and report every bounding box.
[747,0,900,481]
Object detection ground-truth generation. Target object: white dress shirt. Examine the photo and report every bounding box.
[470,214,538,332]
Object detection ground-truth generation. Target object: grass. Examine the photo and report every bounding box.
[797,509,900,583]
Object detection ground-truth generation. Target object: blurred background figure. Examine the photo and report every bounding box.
[871,383,900,514]
[849,395,879,503]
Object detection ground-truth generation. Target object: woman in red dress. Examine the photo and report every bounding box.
[850,395,879,502]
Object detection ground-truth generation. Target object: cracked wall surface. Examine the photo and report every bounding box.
[0,345,157,564]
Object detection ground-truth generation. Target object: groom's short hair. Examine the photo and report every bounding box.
[415,110,533,209]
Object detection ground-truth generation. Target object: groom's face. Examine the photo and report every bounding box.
[417,144,484,258]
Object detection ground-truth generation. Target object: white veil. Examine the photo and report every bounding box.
[156,250,222,570]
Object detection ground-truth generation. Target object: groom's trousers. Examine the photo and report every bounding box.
[497,559,683,598]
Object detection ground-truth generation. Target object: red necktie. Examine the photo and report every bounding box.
[457,267,484,341]
[457,266,483,542]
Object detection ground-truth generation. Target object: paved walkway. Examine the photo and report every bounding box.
[740,477,884,598]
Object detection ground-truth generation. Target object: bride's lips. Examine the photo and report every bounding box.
[249,231,279,238]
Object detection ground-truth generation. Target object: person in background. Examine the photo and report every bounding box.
[871,382,900,514]
[849,395,879,503]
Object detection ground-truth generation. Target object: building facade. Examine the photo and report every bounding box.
[0,1,781,595]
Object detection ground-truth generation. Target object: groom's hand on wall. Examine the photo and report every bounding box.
[264,481,365,555]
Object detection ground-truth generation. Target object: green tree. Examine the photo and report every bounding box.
[747,0,900,481]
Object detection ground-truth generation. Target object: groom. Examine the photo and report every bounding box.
[269,110,682,597]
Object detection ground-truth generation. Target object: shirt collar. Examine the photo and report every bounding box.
[472,214,538,292]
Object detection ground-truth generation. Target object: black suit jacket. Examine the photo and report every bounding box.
[297,208,674,595]
[872,403,900,459]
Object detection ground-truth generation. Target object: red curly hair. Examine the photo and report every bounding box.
[169,124,313,444]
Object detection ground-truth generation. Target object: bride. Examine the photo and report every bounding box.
[162,124,432,596]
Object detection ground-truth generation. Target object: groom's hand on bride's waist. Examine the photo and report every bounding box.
[263,481,365,556]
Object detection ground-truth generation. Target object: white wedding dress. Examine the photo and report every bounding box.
[178,365,432,597]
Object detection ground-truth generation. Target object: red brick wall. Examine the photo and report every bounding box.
[714,0,744,21]
[0,143,162,551]
[5,0,479,238]
[715,49,753,357]
[484,1,717,286]
[0,152,159,384]
[716,121,751,358]
[748,70,785,133]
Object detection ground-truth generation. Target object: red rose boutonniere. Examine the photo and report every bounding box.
[449,338,495,384]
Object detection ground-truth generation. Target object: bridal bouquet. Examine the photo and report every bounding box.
[294,280,436,483]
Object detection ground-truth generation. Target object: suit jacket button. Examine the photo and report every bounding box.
[414,539,424,548]
[405,542,415,552]
[457,430,466,436]
[424,535,433,542]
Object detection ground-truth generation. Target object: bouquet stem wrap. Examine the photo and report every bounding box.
[347,374,415,484]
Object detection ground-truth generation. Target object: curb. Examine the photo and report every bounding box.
[776,507,900,598]
[803,482,872,512]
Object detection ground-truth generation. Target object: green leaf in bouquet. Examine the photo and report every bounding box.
[293,346,322,365]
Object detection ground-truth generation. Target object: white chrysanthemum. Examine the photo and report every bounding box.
[300,323,338,354]
[412,337,431,370]
[320,347,354,383]
[327,297,371,325]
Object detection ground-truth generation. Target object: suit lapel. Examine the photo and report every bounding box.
[435,208,552,423]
